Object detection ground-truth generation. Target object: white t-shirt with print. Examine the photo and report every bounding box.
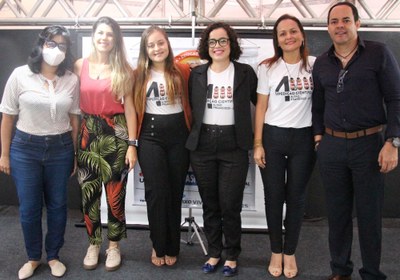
[203,62,235,125]
[145,69,183,115]
[257,56,315,128]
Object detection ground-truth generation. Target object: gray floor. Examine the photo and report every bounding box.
[1,205,399,280]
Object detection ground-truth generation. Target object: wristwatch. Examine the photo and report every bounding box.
[386,137,400,148]
[127,139,139,147]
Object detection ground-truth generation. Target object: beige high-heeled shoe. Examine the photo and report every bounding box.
[283,254,298,278]
[268,253,283,277]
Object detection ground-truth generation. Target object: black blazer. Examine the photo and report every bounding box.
[185,61,258,151]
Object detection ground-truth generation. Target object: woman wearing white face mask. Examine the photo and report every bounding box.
[0,25,80,279]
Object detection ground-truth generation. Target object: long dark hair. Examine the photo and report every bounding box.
[197,22,242,62]
[28,25,73,76]
[260,14,309,71]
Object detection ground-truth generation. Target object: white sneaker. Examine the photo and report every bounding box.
[83,244,100,270]
[105,247,121,271]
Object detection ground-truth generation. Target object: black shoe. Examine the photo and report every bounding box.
[223,265,238,277]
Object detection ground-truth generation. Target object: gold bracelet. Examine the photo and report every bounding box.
[254,139,262,145]
[253,143,263,148]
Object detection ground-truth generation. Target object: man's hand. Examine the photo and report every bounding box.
[378,142,398,173]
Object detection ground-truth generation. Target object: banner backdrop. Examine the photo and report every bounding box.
[132,152,256,210]
[85,34,275,229]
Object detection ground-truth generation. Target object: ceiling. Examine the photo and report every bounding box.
[0,0,399,28]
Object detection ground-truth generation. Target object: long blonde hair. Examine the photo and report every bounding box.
[133,25,185,115]
[90,16,133,100]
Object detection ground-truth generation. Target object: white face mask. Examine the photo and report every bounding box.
[42,47,65,66]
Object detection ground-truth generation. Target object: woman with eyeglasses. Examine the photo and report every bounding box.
[0,25,79,279]
[253,14,315,278]
[74,16,137,272]
[133,25,191,267]
[186,22,257,277]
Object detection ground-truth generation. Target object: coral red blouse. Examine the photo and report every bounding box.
[79,59,124,115]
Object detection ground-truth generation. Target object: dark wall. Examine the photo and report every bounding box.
[1,28,400,217]
[0,30,34,207]
[305,30,400,218]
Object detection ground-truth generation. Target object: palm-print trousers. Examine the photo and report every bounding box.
[77,114,128,245]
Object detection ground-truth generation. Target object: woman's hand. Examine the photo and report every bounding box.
[0,155,11,175]
[125,146,138,171]
[253,146,266,169]
[70,156,78,177]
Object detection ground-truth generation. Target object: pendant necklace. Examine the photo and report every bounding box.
[334,44,358,63]
[95,63,107,80]
[284,60,301,91]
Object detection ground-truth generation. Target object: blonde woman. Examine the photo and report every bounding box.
[74,16,137,271]
[133,25,191,267]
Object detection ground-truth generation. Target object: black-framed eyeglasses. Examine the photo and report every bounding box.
[337,69,348,93]
[45,40,67,53]
[208,38,229,48]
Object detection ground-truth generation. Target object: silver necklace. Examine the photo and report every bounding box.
[284,60,301,91]
[95,64,108,80]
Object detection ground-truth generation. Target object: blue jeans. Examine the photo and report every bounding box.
[10,129,74,262]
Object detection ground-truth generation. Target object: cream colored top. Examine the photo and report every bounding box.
[0,65,80,135]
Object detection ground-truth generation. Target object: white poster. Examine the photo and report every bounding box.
[132,152,256,210]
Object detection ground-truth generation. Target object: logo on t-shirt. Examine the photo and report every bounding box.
[206,84,233,109]
[146,81,176,106]
[276,75,314,102]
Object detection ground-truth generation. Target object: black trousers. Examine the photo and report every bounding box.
[190,124,249,261]
[317,133,386,280]
[138,112,189,257]
[260,124,315,255]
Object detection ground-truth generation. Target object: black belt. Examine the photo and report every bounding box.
[201,124,235,134]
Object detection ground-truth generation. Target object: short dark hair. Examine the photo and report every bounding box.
[28,25,73,76]
[197,22,242,62]
[328,2,359,23]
